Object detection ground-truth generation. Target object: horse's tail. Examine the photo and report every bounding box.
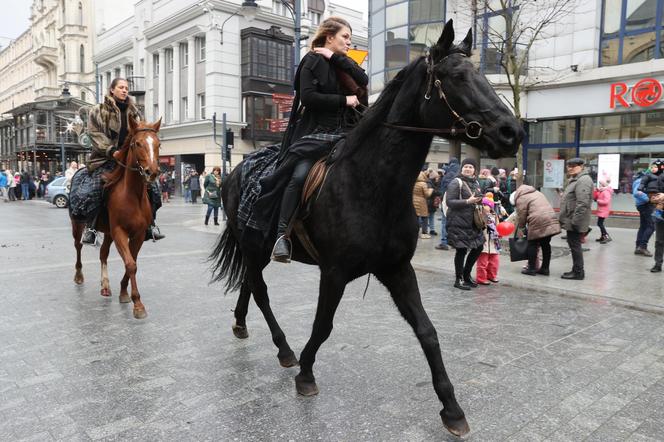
[209,226,246,293]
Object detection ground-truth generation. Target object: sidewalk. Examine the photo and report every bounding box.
[411,225,664,314]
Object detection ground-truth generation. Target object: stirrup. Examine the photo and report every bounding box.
[82,228,100,247]
[147,224,164,242]
[271,235,292,263]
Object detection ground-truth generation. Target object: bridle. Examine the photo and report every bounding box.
[115,127,159,180]
[382,53,483,140]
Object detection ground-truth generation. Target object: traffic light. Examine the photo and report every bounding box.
[225,129,234,159]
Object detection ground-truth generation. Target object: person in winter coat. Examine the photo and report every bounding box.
[426,169,440,235]
[511,184,561,276]
[446,158,485,290]
[595,178,613,244]
[0,170,7,201]
[185,170,201,203]
[435,158,460,250]
[633,166,656,256]
[203,166,223,225]
[20,170,31,200]
[558,157,594,280]
[413,171,434,239]
[475,197,501,285]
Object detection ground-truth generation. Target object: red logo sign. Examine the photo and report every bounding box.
[610,78,663,109]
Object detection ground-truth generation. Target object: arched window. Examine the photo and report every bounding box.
[78,2,83,25]
[79,44,85,72]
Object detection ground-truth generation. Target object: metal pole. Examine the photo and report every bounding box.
[95,62,100,103]
[222,112,227,177]
[294,0,301,75]
[60,136,66,174]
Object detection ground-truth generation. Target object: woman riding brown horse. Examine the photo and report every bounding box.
[70,118,162,319]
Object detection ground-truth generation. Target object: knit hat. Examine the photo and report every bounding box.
[654,159,664,175]
[482,197,495,209]
[462,158,478,171]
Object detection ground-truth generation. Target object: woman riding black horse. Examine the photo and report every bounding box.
[254,16,368,262]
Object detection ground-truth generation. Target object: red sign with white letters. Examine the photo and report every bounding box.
[610,78,663,109]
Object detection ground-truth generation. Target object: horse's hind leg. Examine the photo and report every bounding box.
[247,267,297,367]
[72,221,84,284]
[99,234,113,297]
[295,271,346,396]
[232,281,250,339]
[375,264,469,437]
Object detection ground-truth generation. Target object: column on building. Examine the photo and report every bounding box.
[145,50,153,121]
[158,48,166,120]
[99,73,105,100]
[171,42,180,123]
[187,36,196,122]
[205,16,240,122]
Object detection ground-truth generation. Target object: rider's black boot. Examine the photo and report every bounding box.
[145,224,165,241]
[271,175,302,263]
[81,228,97,245]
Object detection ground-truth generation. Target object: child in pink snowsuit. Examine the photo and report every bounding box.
[476,197,501,285]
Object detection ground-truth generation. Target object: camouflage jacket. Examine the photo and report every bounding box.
[87,94,141,172]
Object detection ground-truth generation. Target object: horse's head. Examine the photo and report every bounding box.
[127,118,162,182]
[416,20,524,158]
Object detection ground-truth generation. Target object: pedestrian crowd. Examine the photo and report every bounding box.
[0,167,64,202]
[414,156,664,290]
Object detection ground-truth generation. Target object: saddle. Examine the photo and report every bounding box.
[290,153,336,263]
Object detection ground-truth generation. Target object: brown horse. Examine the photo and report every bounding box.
[70,118,162,319]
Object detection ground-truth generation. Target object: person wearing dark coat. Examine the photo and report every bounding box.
[435,157,460,250]
[253,17,368,262]
[185,170,201,203]
[445,158,485,290]
[203,167,223,225]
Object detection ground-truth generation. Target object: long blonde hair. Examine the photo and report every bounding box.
[310,17,352,50]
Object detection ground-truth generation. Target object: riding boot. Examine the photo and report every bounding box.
[145,191,165,241]
[214,217,219,226]
[145,224,165,241]
[205,214,210,225]
[271,180,301,263]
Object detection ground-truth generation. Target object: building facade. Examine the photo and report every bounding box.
[368,0,664,215]
[93,0,367,193]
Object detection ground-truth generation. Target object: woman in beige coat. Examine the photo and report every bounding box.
[512,185,561,276]
[413,171,434,239]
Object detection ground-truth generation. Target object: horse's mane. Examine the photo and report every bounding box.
[343,57,426,158]
[103,134,133,188]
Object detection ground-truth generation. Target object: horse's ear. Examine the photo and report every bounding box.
[128,116,139,133]
[459,28,472,56]
[434,19,455,57]
[152,117,162,132]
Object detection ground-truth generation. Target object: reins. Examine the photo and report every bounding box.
[114,127,158,175]
[379,53,483,139]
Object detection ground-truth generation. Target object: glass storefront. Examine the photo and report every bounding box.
[526,109,664,215]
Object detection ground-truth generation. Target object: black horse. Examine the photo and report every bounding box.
[210,20,524,437]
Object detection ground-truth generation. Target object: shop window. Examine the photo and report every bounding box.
[528,119,576,145]
[580,111,664,143]
[600,0,662,66]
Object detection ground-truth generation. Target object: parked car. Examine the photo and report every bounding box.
[45,177,69,208]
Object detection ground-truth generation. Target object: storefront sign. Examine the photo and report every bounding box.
[597,154,620,190]
[610,78,663,109]
[542,159,564,188]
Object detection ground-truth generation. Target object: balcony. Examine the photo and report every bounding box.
[127,76,145,96]
[34,46,58,69]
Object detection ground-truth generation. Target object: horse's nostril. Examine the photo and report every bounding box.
[499,125,517,143]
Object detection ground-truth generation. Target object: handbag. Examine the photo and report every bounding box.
[508,229,529,262]
[206,190,218,199]
[460,179,487,230]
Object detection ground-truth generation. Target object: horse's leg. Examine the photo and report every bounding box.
[246,266,298,367]
[375,264,469,437]
[232,280,250,339]
[295,271,346,396]
[127,236,146,318]
[113,230,146,319]
[72,221,84,284]
[99,234,113,297]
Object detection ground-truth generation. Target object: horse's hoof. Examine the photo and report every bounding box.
[119,293,131,303]
[440,409,470,437]
[100,287,111,297]
[278,352,299,368]
[232,324,249,339]
[74,275,84,285]
[133,308,147,319]
[295,374,319,396]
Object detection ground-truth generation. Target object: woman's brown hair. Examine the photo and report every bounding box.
[212,166,221,174]
[108,77,128,95]
[310,17,352,50]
